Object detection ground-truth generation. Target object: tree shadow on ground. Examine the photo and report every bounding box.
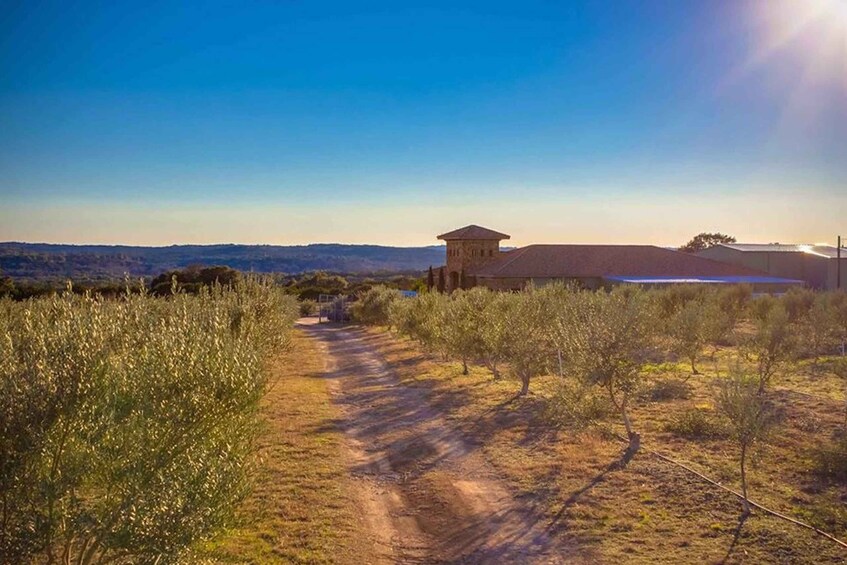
[545,450,631,535]
[720,513,749,564]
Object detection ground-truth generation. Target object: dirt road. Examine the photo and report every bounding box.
[299,320,582,564]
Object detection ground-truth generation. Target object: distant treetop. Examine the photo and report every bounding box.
[680,233,737,253]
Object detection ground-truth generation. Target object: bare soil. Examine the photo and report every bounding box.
[300,319,588,564]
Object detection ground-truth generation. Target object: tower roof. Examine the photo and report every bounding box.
[437,225,511,241]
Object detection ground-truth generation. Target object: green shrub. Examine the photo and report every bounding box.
[149,265,241,296]
[654,284,706,318]
[350,285,403,325]
[812,435,847,483]
[782,287,816,323]
[716,284,752,324]
[299,298,318,316]
[649,378,692,401]
[665,408,727,439]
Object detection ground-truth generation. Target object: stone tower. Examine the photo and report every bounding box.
[436,225,510,292]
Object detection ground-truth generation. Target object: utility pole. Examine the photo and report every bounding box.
[839,236,844,356]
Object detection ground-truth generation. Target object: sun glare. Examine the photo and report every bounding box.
[746,0,847,85]
[732,0,847,127]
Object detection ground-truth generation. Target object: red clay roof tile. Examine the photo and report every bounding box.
[471,244,772,278]
[437,225,511,241]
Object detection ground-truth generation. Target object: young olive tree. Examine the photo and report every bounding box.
[501,290,553,396]
[746,303,795,394]
[748,294,777,324]
[654,284,704,320]
[799,293,839,364]
[350,285,402,326]
[391,291,450,357]
[718,284,752,326]
[387,293,413,335]
[299,298,318,317]
[540,282,578,378]
[560,287,659,459]
[782,287,816,324]
[484,292,513,379]
[471,289,511,379]
[443,289,489,374]
[830,291,847,356]
[715,366,776,517]
[701,290,738,355]
[834,357,847,425]
[667,297,709,374]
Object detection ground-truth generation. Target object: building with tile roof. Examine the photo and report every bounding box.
[433,225,804,293]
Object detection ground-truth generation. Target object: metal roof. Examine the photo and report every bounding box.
[604,275,804,285]
[717,243,843,258]
[437,225,511,241]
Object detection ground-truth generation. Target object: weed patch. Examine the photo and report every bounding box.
[648,378,692,401]
[665,408,728,439]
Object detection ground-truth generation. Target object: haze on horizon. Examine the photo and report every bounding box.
[1,0,845,248]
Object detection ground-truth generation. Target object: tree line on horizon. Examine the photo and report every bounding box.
[0,265,425,301]
[0,241,445,283]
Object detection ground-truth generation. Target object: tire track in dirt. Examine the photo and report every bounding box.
[300,320,585,564]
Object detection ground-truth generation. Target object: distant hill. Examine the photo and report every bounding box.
[0,242,447,282]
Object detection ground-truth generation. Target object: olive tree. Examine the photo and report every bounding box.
[501,290,553,396]
[834,358,847,425]
[443,289,489,374]
[390,291,449,358]
[299,298,318,317]
[799,293,839,364]
[830,291,847,356]
[667,297,708,374]
[718,284,752,326]
[350,285,402,326]
[0,279,298,564]
[475,290,512,379]
[654,284,704,319]
[715,366,776,517]
[746,303,795,394]
[560,287,659,459]
[541,282,578,378]
[782,287,815,324]
[748,294,777,324]
[701,289,741,355]
[394,289,517,381]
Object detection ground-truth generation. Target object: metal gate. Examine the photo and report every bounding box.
[317,294,350,323]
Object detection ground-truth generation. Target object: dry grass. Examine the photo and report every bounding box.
[202,330,370,564]
[357,327,847,564]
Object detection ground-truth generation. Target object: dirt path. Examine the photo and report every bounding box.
[299,320,582,564]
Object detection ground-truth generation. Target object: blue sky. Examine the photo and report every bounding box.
[1,0,845,246]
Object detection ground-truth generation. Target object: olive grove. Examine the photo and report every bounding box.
[0,279,298,564]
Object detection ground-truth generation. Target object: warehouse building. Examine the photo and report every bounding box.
[435,225,803,293]
[697,243,846,290]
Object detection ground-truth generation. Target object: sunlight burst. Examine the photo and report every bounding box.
[745,0,847,90]
[729,0,847,130]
